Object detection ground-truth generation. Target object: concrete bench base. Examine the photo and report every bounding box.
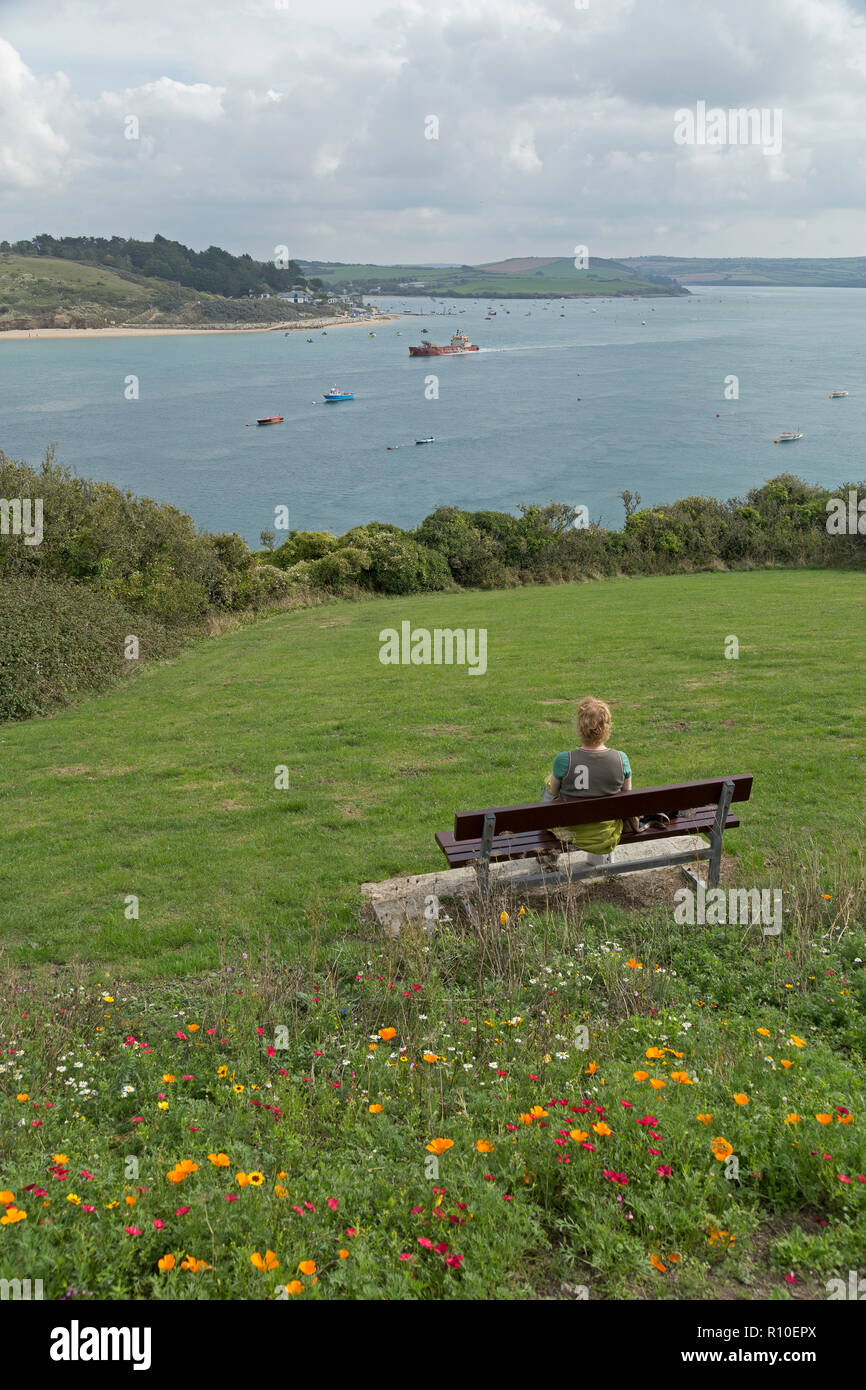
[362,834,709,936]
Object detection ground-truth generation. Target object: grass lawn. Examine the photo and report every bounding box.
[0,568,864,1300]
[0,568,863,978]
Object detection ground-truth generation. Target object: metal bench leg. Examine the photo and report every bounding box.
[707,779,734,888]
[476,812,496,908]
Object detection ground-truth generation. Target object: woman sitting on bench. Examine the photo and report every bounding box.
[542,696,636,855]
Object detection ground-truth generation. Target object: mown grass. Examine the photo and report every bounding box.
[0,569,863,977]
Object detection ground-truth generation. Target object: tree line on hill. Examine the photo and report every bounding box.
[0,234,307,299]
[1,450,862,721]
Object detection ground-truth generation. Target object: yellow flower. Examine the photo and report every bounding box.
[757,1028,770,1037]
[275,1184,289,1198]
[0,1191,15,1205]
[378,1027,397,1042]
[780,1059,793,1069]
[633,1070,649,1081]
[369,1103,383,1113]
[125,1195,137,1207]
[66,1194,82,1205]
[236,1172,250,1187]
[0,1207,27,1224]
[626,957,642,969]
[250,1250,280,1271]
[649,1078,666,1091]
[208,1152,230,1167]
[649,1253,666,1273]
[217,1065,228,1078]
[529,1105,548,1118]
[16,1094,29,1102]
[248,1172,265,1186]
[157,1101,169,1110]
[161,1074,176,1083]
[339,1249,349,1259]
[158,1254,176,1271]
[570,1130,589,1143]
[519,1113,533,1125]
[500,911,509,925]
[423,1052,439,1064]
[645,1047,665,1060]
[815,1113,833,1125]
[585,1061,598,1075]
[711,1137,734,1160]
[785,1113,801,1125]
[670,1071,693,1085]
[789,1035,806,1048]
[592,1122,612,1136]
[233,1084,244,1094]
[708,1226,735,1248]
[52,1155,69,1165]
[475,1139,495,1153]
[284,1280,305,1295]
[733,1093,749,1106]
[298,1260,317,1276]
[425,1138,454,1155]
[697,1113,713,1125]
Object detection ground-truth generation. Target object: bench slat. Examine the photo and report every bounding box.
[453,775,752,841]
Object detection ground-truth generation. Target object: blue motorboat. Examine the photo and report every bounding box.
[323,387,354,402]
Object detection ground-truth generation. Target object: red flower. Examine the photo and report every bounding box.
[417,1237,434,1250]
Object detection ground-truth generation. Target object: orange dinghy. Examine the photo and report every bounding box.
[256,416,284,425]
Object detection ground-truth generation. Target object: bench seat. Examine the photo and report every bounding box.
[436,804,741,869]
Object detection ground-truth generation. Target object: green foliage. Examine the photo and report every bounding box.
[0,575,180,721]
[14,233,305,298]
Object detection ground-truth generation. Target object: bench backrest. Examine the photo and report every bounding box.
[453,775,753,841]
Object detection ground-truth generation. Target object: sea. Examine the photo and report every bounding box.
[1,286,864,546]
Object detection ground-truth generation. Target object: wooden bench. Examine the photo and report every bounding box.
[436,776,753,894]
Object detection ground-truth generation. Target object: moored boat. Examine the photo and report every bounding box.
[415,437,435,445]
[774,428,803,442]
[257,416,283,425]
[323,387,354,402]
[829,390,848,398]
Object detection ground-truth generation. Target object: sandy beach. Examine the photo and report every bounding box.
[0,312,405,340]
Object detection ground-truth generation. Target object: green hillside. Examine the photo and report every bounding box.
[1,568,862,977]
[0,253,326,330]
[622,256,866,287]
[299,255,687,298]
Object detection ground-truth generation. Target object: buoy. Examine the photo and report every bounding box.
[716,413,720,418]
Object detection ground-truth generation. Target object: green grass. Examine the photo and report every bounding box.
[1,569,864,978]
[0,567,864,1301]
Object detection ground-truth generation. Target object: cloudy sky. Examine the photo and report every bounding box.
[1,0,866,263]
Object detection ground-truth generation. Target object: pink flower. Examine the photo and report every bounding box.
[175,1206,190,1216]
[327,1198,339,1210]
[417,1237,434,1250]
[785,1272,797,1284]
[224,1193,238,1202]
[256,1028,265,1036]
[266,1047,276,1058]
[124,1226,142,1236]
[398,1253,414,1261]
[502,1194,513,1202]
[176,1031,187,1040]
[346,1227,356,1237]
[152,1219,165,1230]
[82,1204,96,1213]
[131,1117,144,1123]
[656,1165,673,1177]
[444,1254,464,1269]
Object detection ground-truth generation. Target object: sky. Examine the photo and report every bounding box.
[1,0,866,263]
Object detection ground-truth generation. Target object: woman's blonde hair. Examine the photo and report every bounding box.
[577,696,612,746]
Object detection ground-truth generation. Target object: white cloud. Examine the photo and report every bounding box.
[1,0,866,257]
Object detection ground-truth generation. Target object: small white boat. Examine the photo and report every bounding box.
[774,428,803,442]
[415,437,435,445]
[828,390,848,398]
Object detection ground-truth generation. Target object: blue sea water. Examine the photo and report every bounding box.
[1,286,864,546]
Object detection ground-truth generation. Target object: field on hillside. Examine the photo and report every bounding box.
[1,569,864,1301]
[1,569,863,978]
[0,254,312,329]
[299,257,685,297]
